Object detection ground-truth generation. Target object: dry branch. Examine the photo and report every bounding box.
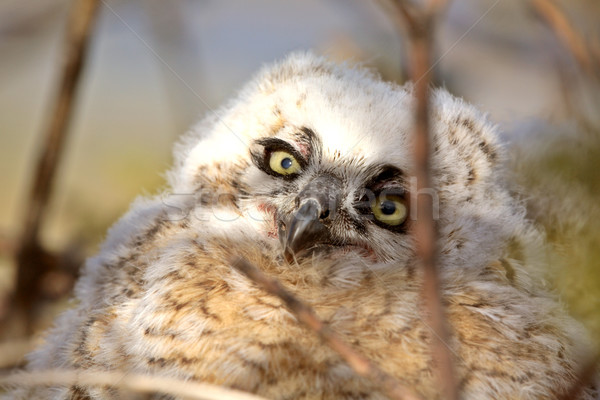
[12,0,100,332]
[230,256,424,400]
[386,1,458,399]
[0,369,268,400]
[530,0,597,77]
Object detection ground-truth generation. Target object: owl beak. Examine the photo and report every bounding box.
[281,199,328,261]
[279,175,341,262]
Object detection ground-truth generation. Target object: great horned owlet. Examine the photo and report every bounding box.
[5,53,598,399]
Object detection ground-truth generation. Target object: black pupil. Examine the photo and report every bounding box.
[281,157,293,169]
[380,200,396,215]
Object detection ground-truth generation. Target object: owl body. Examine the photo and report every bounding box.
[6,53,598,399]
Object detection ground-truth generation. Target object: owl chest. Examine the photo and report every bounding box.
[120,267,428,396]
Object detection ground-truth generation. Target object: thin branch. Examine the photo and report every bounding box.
[19,0,99,250]
[387,1,458,399]
[230,256,424,400]
[0,369,268,400]
[530,0,596,77]
[13,0,100,330]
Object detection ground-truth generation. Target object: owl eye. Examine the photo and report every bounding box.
[268,151,302,176]
[371,194,408,226]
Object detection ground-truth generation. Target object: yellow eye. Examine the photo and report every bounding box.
[268,151,302,175]
[371,195,408,226]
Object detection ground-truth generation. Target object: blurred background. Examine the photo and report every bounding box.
[0,0,598,360]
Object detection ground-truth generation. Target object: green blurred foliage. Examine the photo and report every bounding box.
[515,129,600,346]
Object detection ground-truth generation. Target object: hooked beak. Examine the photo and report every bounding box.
[278,174,341,262]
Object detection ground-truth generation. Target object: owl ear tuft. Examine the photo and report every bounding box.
[429,88,505,190]
[433,88,504,167]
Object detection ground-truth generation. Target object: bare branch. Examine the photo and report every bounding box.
[0,369,269,400]
[530,0,596,77]
[13,0,100,332]
[230,256,424,400]
[386,1,458,399]
[19,0,99,251]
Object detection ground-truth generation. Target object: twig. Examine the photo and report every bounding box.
[19,0,99,254]
[230,256,424,400]
[13,0,100,331]
[386,1,458,399]
[0,369,268,400]
[530,0,596,77]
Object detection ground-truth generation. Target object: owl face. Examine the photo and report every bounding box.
[172,53,520,270]
[244,124,415,264]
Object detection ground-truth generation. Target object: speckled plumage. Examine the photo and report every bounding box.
[6,53,598,399]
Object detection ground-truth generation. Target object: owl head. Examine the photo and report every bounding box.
[167,52,538,274]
